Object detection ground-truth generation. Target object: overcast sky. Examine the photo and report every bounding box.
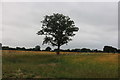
[2,2,118,50]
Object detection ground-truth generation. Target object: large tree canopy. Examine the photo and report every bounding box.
[37,13,79,54]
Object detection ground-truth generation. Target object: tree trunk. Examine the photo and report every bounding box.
[57,45,60,55]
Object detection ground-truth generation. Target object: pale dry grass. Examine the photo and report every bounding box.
[94,54,118,63]
[2,50,81,56]
[2,50,116,55]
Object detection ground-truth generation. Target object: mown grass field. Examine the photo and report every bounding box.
[2,50,119,78]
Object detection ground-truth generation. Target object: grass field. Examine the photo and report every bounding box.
[2,50,119,78]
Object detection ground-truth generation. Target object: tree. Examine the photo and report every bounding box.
[0,43,2,50]
[37,13,79,55]
[81,48,91,52]
[103,46,117,53]
[16,47,22,50]
[2,46,9,50]
[45,47,51,51]
[34,45,41,51]
[71,49,80,52]
[117,49,120,53]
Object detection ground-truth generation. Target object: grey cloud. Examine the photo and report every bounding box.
[2,2,118,50]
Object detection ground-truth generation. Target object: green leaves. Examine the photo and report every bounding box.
[37,30,44,35]
[37,13,79,48]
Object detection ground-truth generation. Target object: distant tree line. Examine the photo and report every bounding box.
[1,45,41,51]
[0,43,119,53]
[53,46,119,53]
